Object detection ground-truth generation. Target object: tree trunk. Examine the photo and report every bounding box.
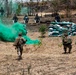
[5,0,9,17]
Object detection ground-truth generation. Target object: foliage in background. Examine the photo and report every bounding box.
[51,0,60,13]
[60,0,71,18]
[16,4,21,15]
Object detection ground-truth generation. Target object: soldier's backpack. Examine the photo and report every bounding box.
[17,38,26,46]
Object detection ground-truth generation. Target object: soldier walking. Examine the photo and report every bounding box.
[62,33,72,54]
[13,33,26,60]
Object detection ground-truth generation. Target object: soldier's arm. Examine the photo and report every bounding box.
[21,37,26,44]
[70,38,72,44]
[68,36,72,44]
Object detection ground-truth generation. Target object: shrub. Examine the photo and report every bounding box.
[39,25,46,37]
[61,15,65,18]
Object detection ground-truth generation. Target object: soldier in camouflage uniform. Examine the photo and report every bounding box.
[13,14,18,23]
[34,14,40,23]
[62,33,72,54]
[13,33,26,60]
[0,7,4,16]
[23,15,29,23]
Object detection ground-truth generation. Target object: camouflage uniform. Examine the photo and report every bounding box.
[14,33,26,60]
[23,15,29,23]
[55,14,60,22]
[34,14,40,23]
[13,14,18,23]
[62,33,72,54]
[0,7,4,16]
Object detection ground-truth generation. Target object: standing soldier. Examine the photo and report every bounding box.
[13,33,26,60]
[23,15,29,23]
[34,14,40,23]
[55,13,60,22]
[62,33,72,54]
[0,7,4,16]
[12,14,18,23]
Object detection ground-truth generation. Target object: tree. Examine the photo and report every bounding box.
[9,0,12,15]
[72,0,76,9]
[51,0,60,13]
[5,0,10,17]
[60,0,71,18]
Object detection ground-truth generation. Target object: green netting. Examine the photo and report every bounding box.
[0,21,40,44]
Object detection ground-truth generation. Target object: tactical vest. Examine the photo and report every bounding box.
[63,36,72,45]
[17,38,25,46]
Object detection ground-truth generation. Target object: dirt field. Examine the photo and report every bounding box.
[0,24,76,75]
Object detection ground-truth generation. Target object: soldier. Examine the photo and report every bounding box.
[34,14,40,23]
[55,14,60,22]
[62,33,72,54]
[12,14,18,23]
[13,33,26,60]
[0,7,4,16]
[23,15,29,23]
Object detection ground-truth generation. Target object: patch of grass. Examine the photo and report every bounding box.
[58,44,62,47]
